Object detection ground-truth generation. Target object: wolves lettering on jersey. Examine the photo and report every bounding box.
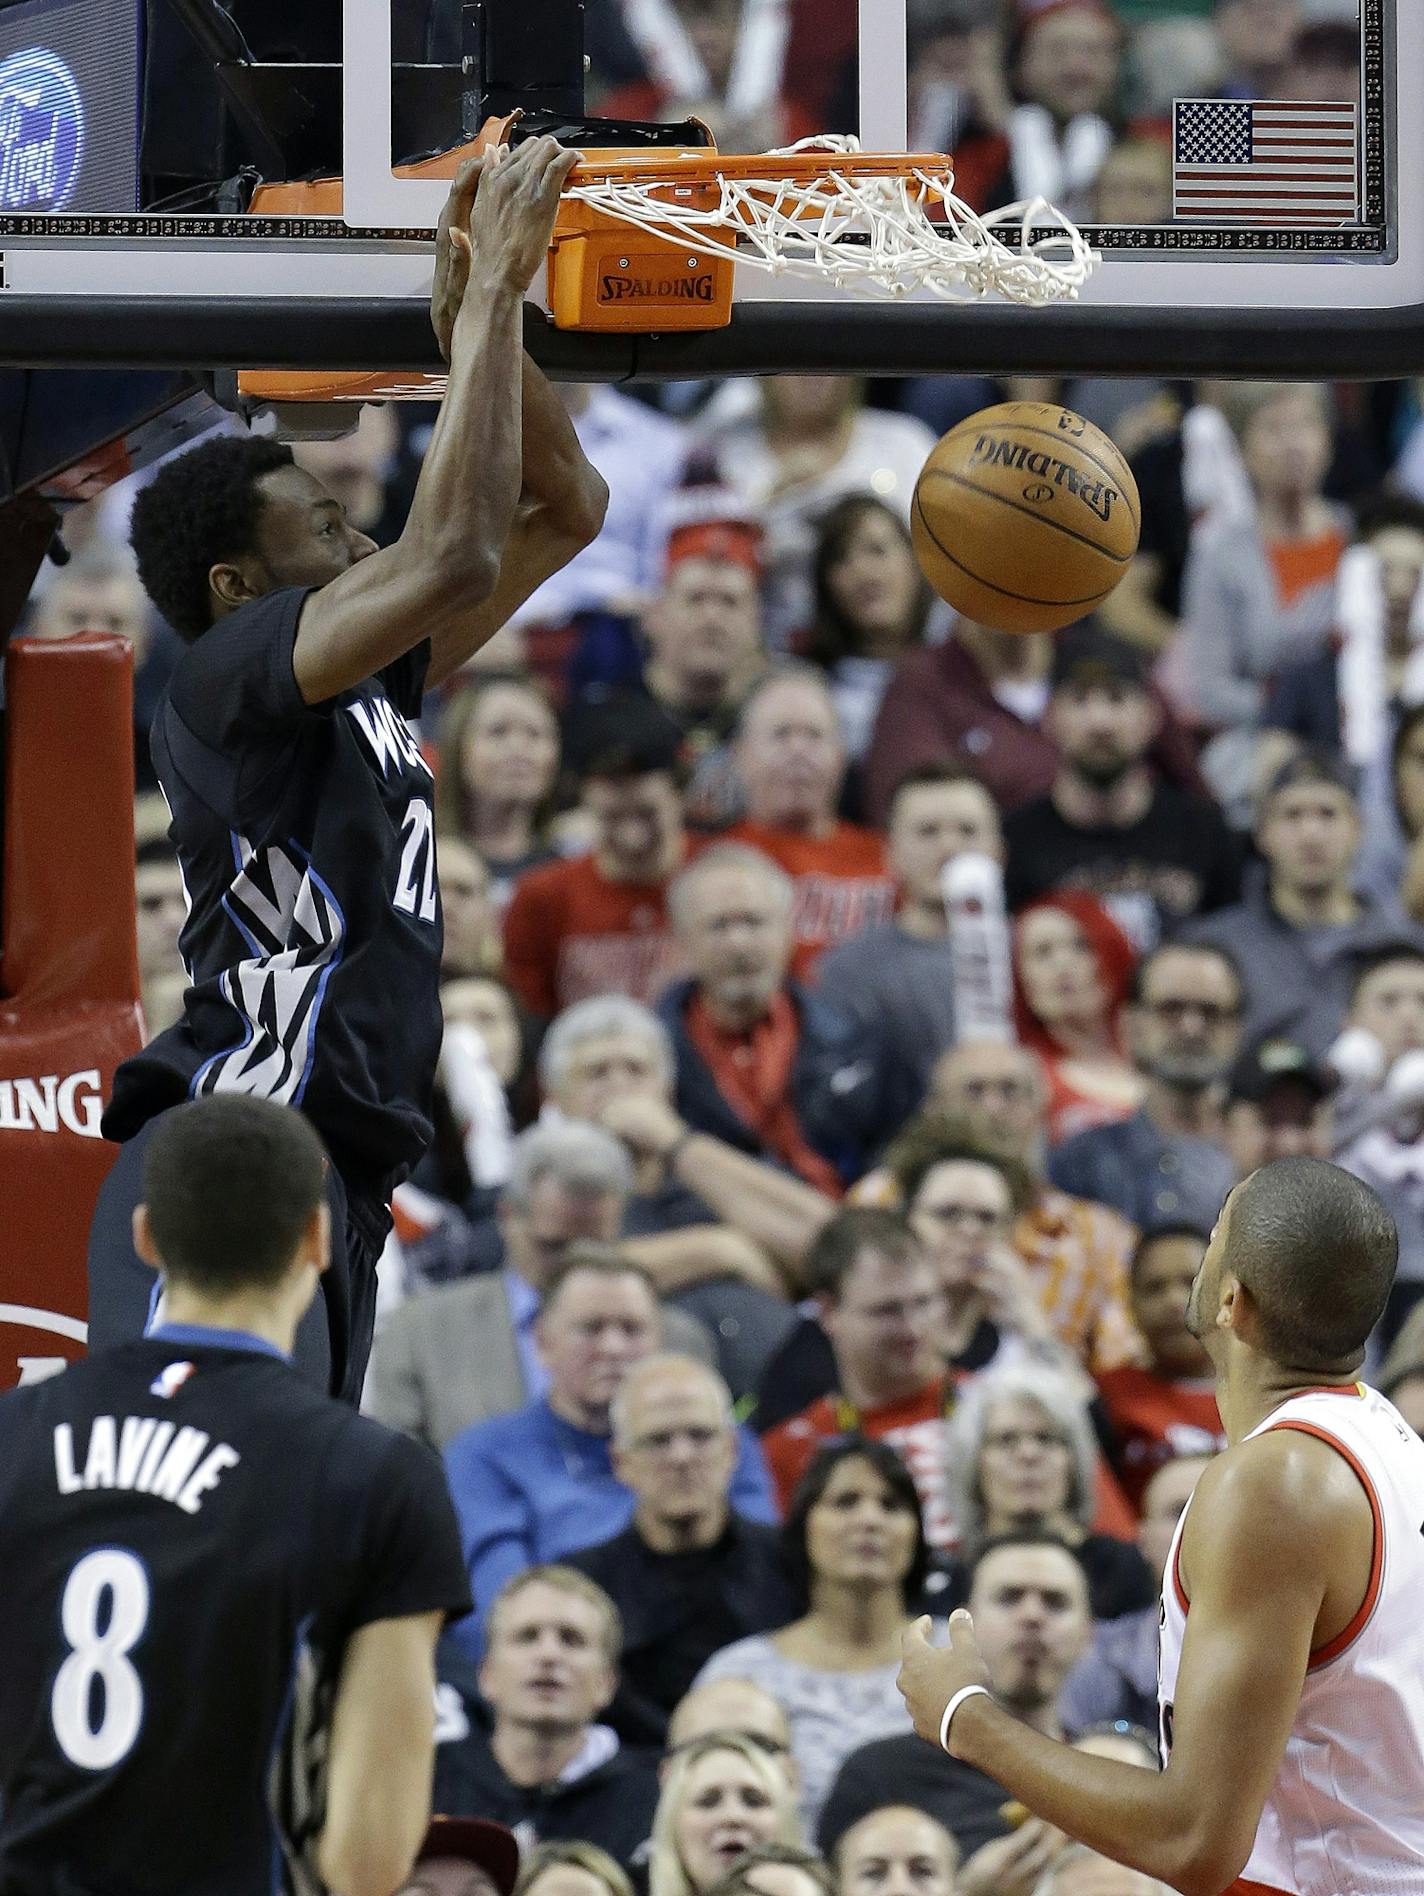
[195,835,347,1107]
[1158,1384,1424,1896]
[346,693,430,780]
[104,593,445,1193]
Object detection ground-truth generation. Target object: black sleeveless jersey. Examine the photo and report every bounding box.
[103,588,443,1201]
[0,1327,470,1895]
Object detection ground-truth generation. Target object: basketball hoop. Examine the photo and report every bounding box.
[540,132,1098,333]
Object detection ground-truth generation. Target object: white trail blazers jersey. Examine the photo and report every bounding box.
[1159,1383,1424,1896]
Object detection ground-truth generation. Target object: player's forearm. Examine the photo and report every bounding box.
[948,1699,1232,1895]
[518,353,609,535]
[672,1133,834,1280]
[401,279,526,590]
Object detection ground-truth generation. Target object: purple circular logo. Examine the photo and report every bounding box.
[0,47,85,212]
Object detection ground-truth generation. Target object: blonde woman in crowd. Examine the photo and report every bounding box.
[649,1734,803,1896]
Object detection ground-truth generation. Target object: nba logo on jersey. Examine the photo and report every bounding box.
[150,1360,196,1399]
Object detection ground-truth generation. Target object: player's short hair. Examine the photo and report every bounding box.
[703,1842,835,1896]
[485,1563,624,1663]
[129,434,295,640]
[1225,1158,1398,1368]
[803,1207,921,1301]
[142,1095,326,1292]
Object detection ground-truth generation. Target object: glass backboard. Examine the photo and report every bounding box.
[0,0,1415,379]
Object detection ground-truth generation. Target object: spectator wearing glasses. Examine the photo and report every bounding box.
[926,1042,1140,1375]
[694,1439,938,1833]
[941,1366,1154,1622]
[442,1247,775,1654]
[889,1123,1079,1378]
[1094,1229,1224,1513]
[1049,943,1243,1233]
[759,1213,955,1546]
[564,1356,798,1744]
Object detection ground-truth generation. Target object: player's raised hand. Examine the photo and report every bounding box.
[468,135,580,295]
[898,1611,992,1751]
[431,151,486,362]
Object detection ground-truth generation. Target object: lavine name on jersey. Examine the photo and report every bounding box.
[54,1416,240,1515]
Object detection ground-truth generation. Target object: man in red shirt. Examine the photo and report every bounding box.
[1095,1224,1225,1513]
[503,698,693,1019]
[727,664,894,977]
[760,1208,958,1547]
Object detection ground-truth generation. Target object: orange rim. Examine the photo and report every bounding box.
[565,148,953,188]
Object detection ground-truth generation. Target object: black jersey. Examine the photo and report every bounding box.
[0,1327,471,1896]
[103,589,443,1199]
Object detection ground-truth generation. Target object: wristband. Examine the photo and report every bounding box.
[939,1684,991,1753]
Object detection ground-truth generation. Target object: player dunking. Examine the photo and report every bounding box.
[89,138,607,1400]
[899,1155,1424,1896]
[0,1095,471,1895]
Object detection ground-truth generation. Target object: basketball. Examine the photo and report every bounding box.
[910,401,1142,636]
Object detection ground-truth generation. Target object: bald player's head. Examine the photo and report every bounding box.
[1189,1157,1397,1372]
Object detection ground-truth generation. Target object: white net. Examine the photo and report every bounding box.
[563,135,1098,307]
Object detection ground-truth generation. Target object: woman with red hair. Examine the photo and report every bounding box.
[1013,892,1143,1145]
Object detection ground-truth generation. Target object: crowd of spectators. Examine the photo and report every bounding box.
[22,2,1424,1891]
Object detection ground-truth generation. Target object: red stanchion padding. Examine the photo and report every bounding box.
[0,634,145,1388]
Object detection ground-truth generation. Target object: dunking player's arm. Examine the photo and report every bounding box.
[899,1428,1373,1896]
[318,1610,445,1896]
[288,139,607,703]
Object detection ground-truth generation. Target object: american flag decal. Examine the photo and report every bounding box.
[1172,98,1359,225]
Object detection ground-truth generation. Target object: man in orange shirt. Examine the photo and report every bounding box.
[760,1208,958,1548]
[727,664,895,977]
[503,698,694,1019]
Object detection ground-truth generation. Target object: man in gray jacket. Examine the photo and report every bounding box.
[1180,750,1424,1059]
[364,1121,713,1449]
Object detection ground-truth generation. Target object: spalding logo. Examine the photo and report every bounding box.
[0,47,85,212]
[599,272,717,303]
[970,434,1120,525]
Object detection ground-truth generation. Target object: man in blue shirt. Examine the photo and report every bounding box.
[445,1245,775,1654]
